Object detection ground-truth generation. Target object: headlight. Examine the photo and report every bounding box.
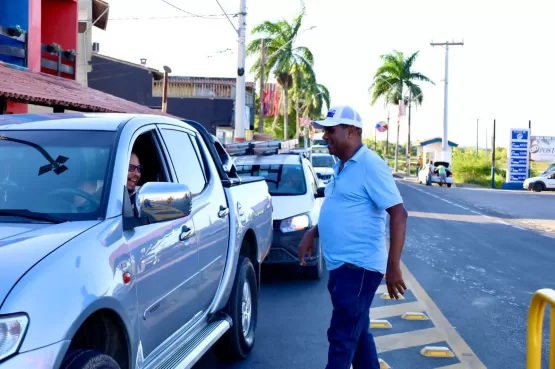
[280,214,311,233]
[0,315,29,361]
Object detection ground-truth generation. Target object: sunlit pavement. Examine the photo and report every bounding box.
[193,180,554,369]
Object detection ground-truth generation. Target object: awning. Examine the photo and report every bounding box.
[0,63,175,116]
[92,0,110,30]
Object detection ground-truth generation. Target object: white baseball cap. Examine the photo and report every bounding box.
[312,105,363,129]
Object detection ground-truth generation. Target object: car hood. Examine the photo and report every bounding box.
[0,220,100,308]
[314,167,334,175]
[271,195,313,221]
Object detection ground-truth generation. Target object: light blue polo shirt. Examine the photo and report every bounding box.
[318,145,403,274]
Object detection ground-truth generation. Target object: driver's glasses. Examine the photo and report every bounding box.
[129,164,143,173]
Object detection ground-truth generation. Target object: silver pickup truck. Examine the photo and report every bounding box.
[0,113,273,369]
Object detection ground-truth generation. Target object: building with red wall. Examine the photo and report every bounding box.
[0,0,102,113]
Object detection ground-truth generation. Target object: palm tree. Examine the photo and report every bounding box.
[368,50,434,171]
[247,7,316,139]
[290,64,331,138]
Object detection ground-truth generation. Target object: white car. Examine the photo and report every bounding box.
[523,171,555,192]
[311,152,338,185]
[418,161,454,187]
[232,146,326,279]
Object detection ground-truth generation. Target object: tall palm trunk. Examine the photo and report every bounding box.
[283,79,290,139]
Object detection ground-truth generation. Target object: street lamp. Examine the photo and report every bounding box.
[373,76,402,171]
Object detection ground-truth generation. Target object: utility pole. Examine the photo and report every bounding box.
[406,93,412,175]
[386,110,390,163]
[430,40,464,159]
[491,119,496,188]
[528,120,532,177]
[234,0,247,142]
[258,39,265,133]
[485,127,488,157]
[476,118,479,156]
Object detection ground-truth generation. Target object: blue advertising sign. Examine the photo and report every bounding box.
[510,150,528,157]
[506,128,530,183]
[511,142,528,149]
[510,158,528,166]
[510,174,527,182]
[511,130,529,141]
[510,166,527,174]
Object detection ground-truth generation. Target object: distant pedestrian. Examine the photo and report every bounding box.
[298,106,408,369]
[437,164,447,185]
[427,160,434,186]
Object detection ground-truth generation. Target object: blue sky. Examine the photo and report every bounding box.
[92,0,553,148]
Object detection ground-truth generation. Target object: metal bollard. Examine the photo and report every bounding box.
[526,288,555,369]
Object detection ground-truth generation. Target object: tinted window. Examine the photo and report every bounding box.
[312,155,335,168]
[313,139,326,146]
[0,130,115,221]
[236,163,307,196]
[160,129,207,195]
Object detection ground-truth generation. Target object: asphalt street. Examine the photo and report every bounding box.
[194,180,554,369]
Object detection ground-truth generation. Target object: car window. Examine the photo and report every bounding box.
[160,129,207,195]
[0,130,115,221]
[235,163,307,196]
[312,155,335,168]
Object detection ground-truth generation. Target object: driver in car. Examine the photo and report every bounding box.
[127,152,143,206]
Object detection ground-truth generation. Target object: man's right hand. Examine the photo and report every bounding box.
[298,228,316,265]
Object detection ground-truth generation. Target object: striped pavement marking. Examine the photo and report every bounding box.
[370,243,487,369]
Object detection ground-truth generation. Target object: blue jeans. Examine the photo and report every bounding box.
[326,263,384,369]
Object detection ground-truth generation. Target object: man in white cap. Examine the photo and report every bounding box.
[298,106,408,368]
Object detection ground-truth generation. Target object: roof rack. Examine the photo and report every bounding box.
[224,139,299,157]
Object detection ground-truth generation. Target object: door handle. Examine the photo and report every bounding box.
[180,225,194,241]
[218,205,229,218]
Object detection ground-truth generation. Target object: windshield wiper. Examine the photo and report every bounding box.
[0,209,66,223]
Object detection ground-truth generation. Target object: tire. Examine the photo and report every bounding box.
[533,182,544,192]
[213,256,258,360]
[447,183,452,188]
[304,239,323,280]
[60,349,120,369]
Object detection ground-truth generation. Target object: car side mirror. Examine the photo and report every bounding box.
[136,182,192,224]
[124,182,192,230]
[315,186,326,198]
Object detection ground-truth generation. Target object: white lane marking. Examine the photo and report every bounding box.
[397,181,536,232]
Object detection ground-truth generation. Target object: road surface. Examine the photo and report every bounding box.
[194,180,554,369]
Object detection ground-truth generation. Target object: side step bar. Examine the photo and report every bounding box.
[157,318,232,369]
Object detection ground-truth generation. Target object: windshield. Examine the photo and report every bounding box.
[313,139,327,146]
[544,163,555,174]
[0,130,116,222]
[312,155,335,168]
[235,163,307,196]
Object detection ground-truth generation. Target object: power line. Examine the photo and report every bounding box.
[79,14,235,22]
[215,0,238,33]
[159,0,225,19]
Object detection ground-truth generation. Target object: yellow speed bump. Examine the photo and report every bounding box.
[420,346,455,358]
[401,312,430,320]
[380,292,405,300]
[370,319,392,329]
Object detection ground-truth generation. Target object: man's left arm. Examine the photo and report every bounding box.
[364,160,408,299]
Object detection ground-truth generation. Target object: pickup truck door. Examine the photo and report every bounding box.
[125,128,200,361]
[158,126,230,312]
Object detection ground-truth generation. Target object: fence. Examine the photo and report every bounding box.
[527,288,555,369]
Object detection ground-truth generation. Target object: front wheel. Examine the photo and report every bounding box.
[213,256,258,360]
[447,183,452,188]
[60,350,120,369]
